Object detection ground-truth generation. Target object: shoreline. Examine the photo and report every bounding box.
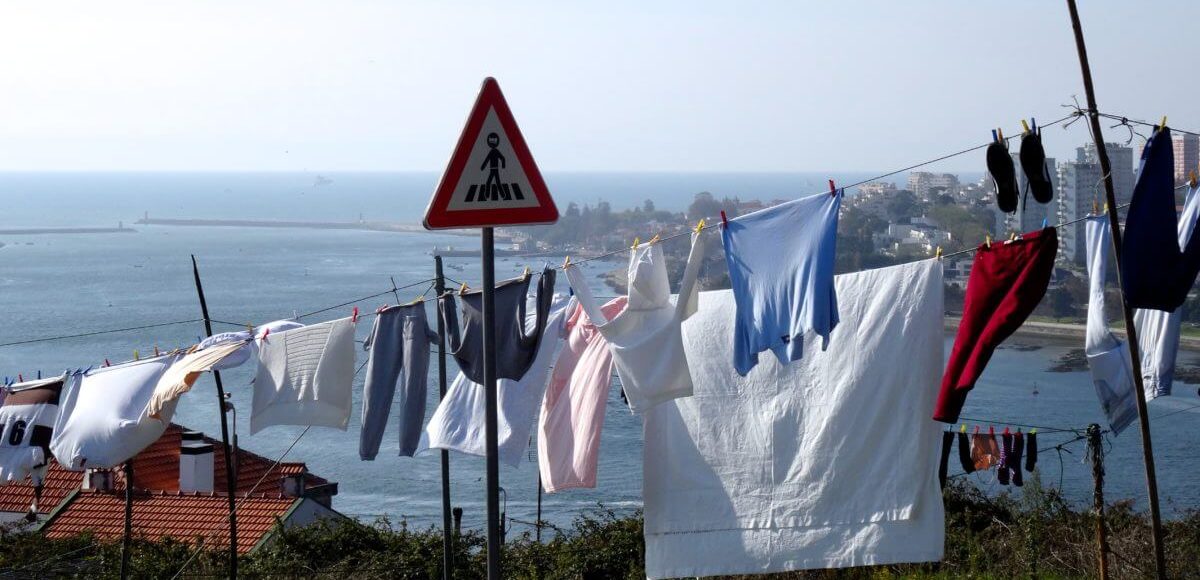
[947,316,1200,352]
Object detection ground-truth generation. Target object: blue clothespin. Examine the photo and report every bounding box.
[1042,218,1048,229]
[36,370,41,379]
[1030,117,1037,134]
[991,129,999,143]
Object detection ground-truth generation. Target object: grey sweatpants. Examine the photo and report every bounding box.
[360,302,436,459]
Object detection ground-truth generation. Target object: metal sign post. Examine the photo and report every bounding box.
[424,77,559,579]
[434,256,454,580]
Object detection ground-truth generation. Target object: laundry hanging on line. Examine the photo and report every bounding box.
[250,317,357,435]
[564,233,704,413]
[721,190,841,376]
[0,374,65,487]
[440,268,555,384]
[1134,180,1200,400]
[934,227,1057,423]
[1084,216,1138,435]
[360,302,436,460]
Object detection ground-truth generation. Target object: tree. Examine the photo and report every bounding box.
[687,192,721,222]
[886,190,919,222]
[643,199,656,213]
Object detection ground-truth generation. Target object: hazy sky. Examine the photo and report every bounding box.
[2,1,1195,172]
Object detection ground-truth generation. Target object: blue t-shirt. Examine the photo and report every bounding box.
[721,190,841,376]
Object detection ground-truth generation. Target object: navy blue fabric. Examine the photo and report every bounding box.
[1122,127,1200,312]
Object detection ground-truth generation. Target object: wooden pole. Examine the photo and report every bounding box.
[190,255,240,579]
[120,461,133,580]
[1063,2,1167,577]
[434,257,454,580]
[1087,424,1109,580]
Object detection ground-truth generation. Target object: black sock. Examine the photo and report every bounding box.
[998,432,1012,485]
[957,432,975,474]
[1025,432,1038,472]
[939,431,954,488]
[1010,432,1025,486]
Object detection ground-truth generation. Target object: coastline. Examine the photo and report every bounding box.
[947,316,1200,352]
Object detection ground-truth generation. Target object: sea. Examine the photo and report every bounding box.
[1,172,1197,536]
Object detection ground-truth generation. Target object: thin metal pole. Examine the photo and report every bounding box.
[481,227,501,579]
[1087,424,1109,580]
[1063,3,1167,577]
[190,255,240,580]
[535,474,543,544]
[120,461,133,580]
[434,257,454,580]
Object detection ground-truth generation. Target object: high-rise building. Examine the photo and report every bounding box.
[1077,142,1135,206]
[1173,132,1199,185]
[1058,160,1103,265]
[907,172,960,199]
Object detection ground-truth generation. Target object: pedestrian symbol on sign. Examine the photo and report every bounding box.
[467,132,525,202]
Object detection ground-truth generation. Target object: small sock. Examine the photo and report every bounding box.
[939,431,953,488]
[1011,432,1025,486]
[1025,432,1038,472]
[958,432,976,474]
[998,432,1012,485]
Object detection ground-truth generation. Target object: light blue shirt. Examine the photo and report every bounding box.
[721,190,841,376]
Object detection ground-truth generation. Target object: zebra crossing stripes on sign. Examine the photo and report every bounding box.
[424,77,559,229]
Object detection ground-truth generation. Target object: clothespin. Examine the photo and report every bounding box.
[828,179,837,197]
[17,374,22,383]
[262,328,270,340]
[631,237,640,250]
[562,255,571,269]
[1003,427,1011,436]
[246,323,255,334]
[694,218,705,233]
[1041,217,1048,229]
[1021,119,1031,135]
[459,282,469,295]
[1031,428,1037,434]
[991,129,999,143]
[988,425,995,436]
[997,128,1005,143]
[351,307,359,323]
[104,359,111,367]
[1159,116,1168,131]
[985,234,992,249]
[1093,198,1099,215]
[522,265,531,279]
[1009,231,1017,242]
[1030,117,1037,133]
[973,425,980,434]
[935,246,943,260]
[36,370,40,380]
[1189,170,1197,189]
[960,424,967,433]
[154,345,160,357]
[133,350,140,361]
[647,234,660,246]
[720,211,728,227]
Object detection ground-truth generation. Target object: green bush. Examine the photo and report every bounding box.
[0,483,1196,579]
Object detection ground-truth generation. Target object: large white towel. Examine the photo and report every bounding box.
[643,260,945,578]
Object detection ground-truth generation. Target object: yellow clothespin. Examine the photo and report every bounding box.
[133,349,140,361]
[1009,231,1018,242]
[1103,202,1109,213]
[1031,428,1037,435]
[694,218,705,234]
[522,265,531,279]
[985,234,992,249]
[459,282,469,295]
[997,128,1005,143]
[960,424,967,433]
[935,246,943,260]
[562,255,571,270]
[648,233,660,246]
[407,294,424,305]
[631,237,640,250]
[1159,116,1168,130]
[1020,119,1031,135]
[246,323,255,335]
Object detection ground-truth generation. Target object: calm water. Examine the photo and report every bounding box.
[0,173,1196,535]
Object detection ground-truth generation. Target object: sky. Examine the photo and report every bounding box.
[1,1,1196,172]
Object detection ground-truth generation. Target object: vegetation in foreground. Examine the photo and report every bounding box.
[0,477,1197,579]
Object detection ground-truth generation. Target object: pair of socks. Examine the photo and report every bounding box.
[998,431,1024,486]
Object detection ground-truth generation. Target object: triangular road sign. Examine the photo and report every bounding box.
[424,78,559,229]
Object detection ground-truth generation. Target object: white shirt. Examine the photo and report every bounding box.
[250,317,357,434]
[1084,217,1138,434]
[51,354,180,470]
[564,234,704,413]
[420,294,572,467]
[0,375,65,486]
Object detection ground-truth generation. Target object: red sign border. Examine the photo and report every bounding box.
[423,77,559,229]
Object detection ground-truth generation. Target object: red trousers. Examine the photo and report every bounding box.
[934,227,1058,422]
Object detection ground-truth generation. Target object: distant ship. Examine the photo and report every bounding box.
[313,175,333,187]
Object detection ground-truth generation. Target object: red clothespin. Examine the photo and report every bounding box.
[973,425,980,434]
[351,307,359,323]
[719,210,728,228]
[828,179,837,197]
[262,328,270,340]
[988,425,995,436]
[1003,427,1011,436]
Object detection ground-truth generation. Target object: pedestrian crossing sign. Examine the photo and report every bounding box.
[424,77,559,229]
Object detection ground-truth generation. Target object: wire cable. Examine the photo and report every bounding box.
[0,319,202,349]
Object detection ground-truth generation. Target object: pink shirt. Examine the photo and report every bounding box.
[538,296,627,493]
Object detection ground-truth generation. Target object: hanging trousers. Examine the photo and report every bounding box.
[934,227,1058,422]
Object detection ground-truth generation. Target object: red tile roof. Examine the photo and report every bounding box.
[0,422,331,515]
[42,490,300,554]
